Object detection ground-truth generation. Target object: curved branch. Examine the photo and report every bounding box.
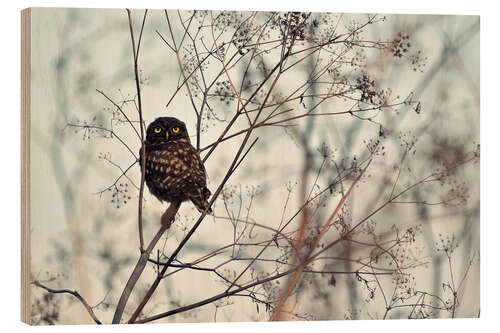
[32,281,102,325]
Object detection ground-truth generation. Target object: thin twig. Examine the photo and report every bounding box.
[126,8,147,252]
[32,281,102,325]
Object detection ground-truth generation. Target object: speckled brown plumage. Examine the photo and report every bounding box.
[140,117,212,213]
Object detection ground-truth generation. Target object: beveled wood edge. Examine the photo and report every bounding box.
[21,7,31,325]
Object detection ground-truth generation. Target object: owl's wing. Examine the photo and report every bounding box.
[149,143,207,191]
[180,146,208,188]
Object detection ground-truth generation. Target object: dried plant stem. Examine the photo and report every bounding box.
[270,158,371,320]
[126,8,148,252]
[112,201,180,324]
[32,281,102,325]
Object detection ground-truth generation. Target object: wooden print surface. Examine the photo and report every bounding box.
[21,7,480,325]
[21,7,31,325]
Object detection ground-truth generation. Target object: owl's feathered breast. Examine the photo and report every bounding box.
[142,139,207,203]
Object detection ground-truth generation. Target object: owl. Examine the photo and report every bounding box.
[140,117,212,213]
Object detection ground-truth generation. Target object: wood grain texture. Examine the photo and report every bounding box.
[21,7,31,325]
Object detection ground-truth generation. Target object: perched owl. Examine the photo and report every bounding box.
[140,117,212,213]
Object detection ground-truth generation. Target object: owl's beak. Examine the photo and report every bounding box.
[165,131,169,141]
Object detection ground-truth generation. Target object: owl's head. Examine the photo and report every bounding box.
[146,117,189,144]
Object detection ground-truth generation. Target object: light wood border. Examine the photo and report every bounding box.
[21,7,31,325]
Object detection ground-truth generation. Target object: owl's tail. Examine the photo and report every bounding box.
[189,187,212,214]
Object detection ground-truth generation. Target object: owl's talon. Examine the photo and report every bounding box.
[161,219,173,229]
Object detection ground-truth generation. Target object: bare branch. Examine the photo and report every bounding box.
[32,281,102,325]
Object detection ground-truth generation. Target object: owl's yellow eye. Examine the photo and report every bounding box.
[154,127,162,133]
[172,127,180,134]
